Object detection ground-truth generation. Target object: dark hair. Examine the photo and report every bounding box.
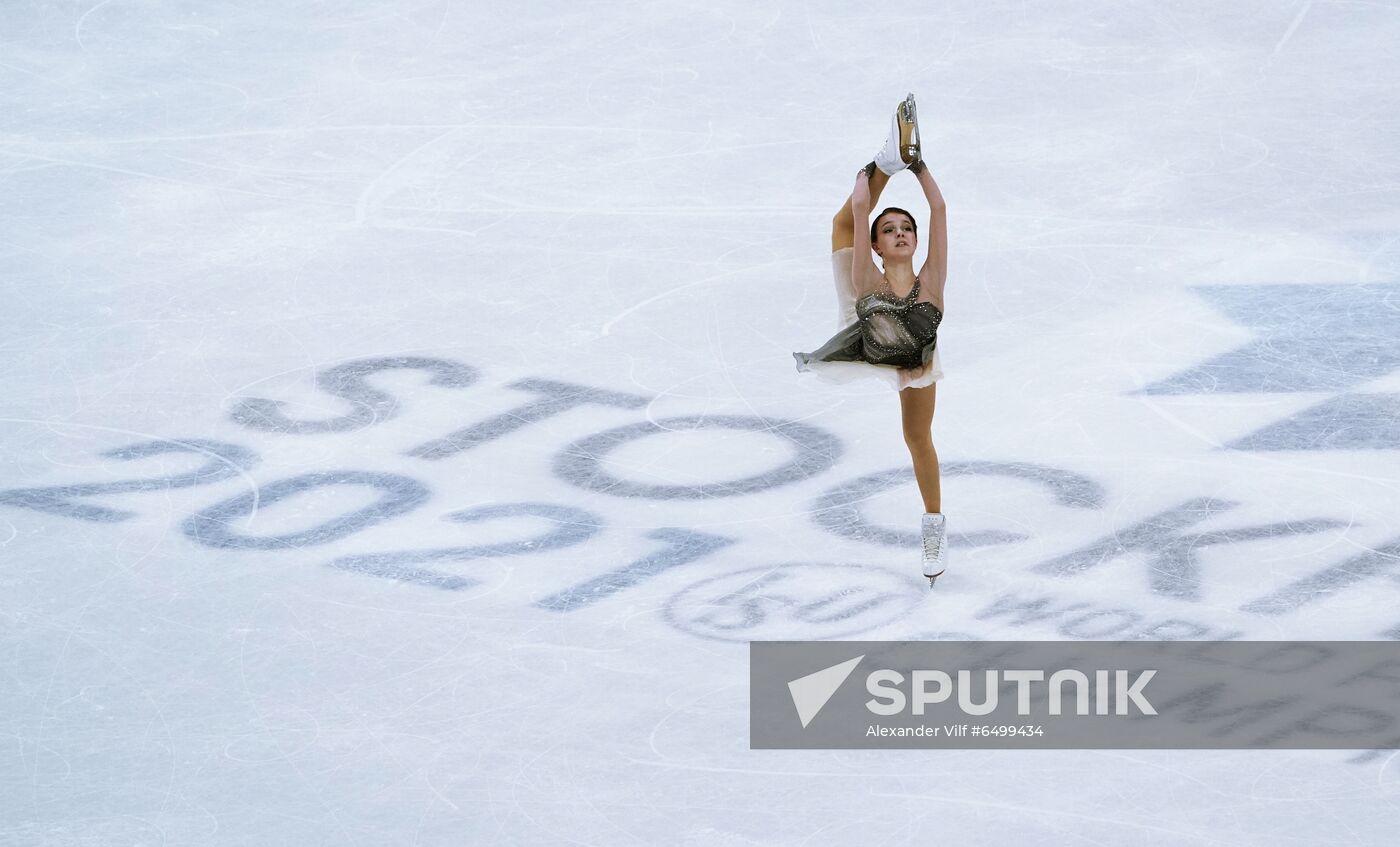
[870,207,918,243]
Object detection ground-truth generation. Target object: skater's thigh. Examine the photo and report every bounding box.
[830,248,858,326]
[899,383,937,434]
[832,202,858,252]
[831,224,855,252]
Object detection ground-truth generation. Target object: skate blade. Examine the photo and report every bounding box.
[925,569,944,589]
[899,94,921,162]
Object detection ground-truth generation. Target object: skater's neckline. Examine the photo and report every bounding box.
[871,276,921,303]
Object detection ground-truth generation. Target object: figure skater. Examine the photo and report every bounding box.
[794,94,950,587]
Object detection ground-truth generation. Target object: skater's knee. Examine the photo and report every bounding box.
[903,428,935,451]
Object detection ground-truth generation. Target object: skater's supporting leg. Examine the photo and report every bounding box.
[831,168,891,252]
[899,383,940,513]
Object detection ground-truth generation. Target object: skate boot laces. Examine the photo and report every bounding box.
[922,530,946,577]
[921,512,946,585]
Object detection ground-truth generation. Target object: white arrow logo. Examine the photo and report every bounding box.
[787,655,865,728]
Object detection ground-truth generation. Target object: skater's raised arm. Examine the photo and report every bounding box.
[914,166,948,300]
[850,168,882,293]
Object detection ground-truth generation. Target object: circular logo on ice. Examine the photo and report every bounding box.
[664,563,919,642]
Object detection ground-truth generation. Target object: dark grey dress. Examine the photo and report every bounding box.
[795,276,943,373]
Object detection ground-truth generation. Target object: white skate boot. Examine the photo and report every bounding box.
[921,512,947,588]
[872,93,922,175]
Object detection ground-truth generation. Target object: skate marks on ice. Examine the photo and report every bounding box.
[1139,283,1400,451]
[0,438,260,523]
[1231,392,1400,451]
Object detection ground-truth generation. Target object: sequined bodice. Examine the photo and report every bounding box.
[853,277,942,368]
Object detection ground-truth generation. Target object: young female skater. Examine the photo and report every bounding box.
[793,94,950,588]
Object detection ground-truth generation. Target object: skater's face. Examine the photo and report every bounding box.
[872,213,917,260]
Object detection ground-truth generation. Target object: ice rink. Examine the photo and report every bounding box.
[4,0,1400,843]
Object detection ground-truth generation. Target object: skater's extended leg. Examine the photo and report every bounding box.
[831,168,890,251]
[833,95,919,251]
[899,383,940,512]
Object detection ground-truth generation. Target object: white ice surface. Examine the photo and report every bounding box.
[4,1,1400,844]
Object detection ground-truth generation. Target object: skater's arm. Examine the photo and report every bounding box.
[850,169,881,292]
[915,167,948,299]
